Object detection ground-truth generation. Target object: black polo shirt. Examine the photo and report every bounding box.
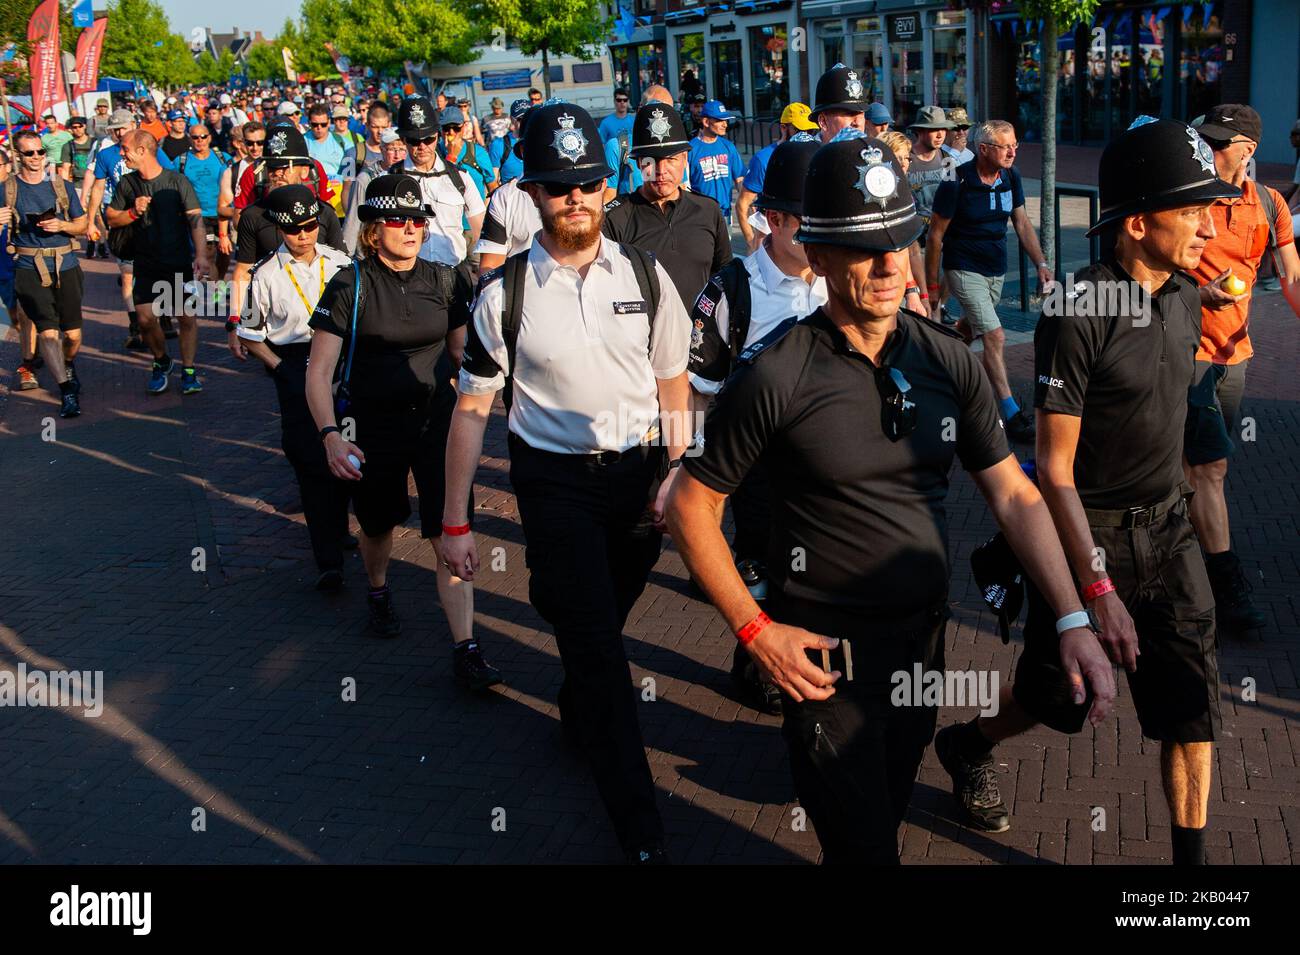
[236,199,345,265]
[1033,259,1200,510]
[687,308,1010,613]
[308,257,470,405]
[602,188,732,310]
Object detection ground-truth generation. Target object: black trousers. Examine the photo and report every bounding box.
[508,433,665,853]
[730,458,771,564]
[269,343,351,573]
[770,590,947,864]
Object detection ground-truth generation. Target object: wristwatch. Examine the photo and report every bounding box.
[1055,608,1100,635]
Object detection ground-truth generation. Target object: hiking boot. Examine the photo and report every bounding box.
[366,588,402,638]
[1207,552,1266,634]
[453,641,504,691]
[58,388,81,418]
[731,642,782,716]
[16,363,38,391]
[934,724,1010,833]
[65,361,79,393]
[1004,410,1036,444]
[147,356,175,394]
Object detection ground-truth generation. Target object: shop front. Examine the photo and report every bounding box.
[608,19,668,106]
[665,1,802,120]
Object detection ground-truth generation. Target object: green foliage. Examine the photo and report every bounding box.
[244,41,285,82]
[196,48,236,86]
[476,0,609,62]
[1014,0,1101,28]
[334,0,485,75]
[99,0,197,87]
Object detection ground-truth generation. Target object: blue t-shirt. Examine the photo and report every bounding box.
[605,136,641,194]
[598,112,635,145]
[742,141,778,194]
[307,134,347,178]
[178,150,228,218]
[93,142,130,201]
[688,135,743,213]
[0,225,15,281]
[446,143,494,200]
[0,178,86,272]
[931,160,1025,277]
[489,134,523,183]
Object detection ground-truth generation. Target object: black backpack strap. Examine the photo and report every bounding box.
[618,244,661,329]
[1256,181,1279,262]
[718,257,751,360]
[500,249,529,411]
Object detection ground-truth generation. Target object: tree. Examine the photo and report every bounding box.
[333,0,485,79]
[245,41,285,83]
[99,0,196,87]
[1016,1,1100,280]
[196,49,237,86]
[476,0,609,98]
[290,0,339,80]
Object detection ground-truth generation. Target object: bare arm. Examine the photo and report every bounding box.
[306,331,365,482]
[478,251,505,272]
[1276,241,1300,317]
[736,187,758,251]
[1011,206,1053,287]
[925,213,949,292]
[467,211,484,249]
[437,390,496,579]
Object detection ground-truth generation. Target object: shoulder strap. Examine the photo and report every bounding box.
[1256,182,1279,255]
[340,261,365,388]
[500,250,530,411]
[4,182,15,255]
[617,139,631,193]
[719,257,751,359]
[619,243,661,327]
[177,152,188,175]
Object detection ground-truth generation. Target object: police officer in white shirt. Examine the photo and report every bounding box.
[473,177,542,272]
[229,184,354,590]
[440,103,692,864]
[392,95,485,268]
[686,135,826,714]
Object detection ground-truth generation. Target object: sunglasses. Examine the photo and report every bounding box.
[245,139,265,147]
[441,124,464,134]
[537,180,604,197]
[190,134,210,140]
[875,365,917,441]
[309,122,329,128]
[382,216,425,228]
[19,148,46,157]
[405,135,437,146]
[281,219,319,235]
[615,97,629,103]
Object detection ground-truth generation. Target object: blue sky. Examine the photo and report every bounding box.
[157,0,299,40]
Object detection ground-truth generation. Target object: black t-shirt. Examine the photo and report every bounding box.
[1033,259,1201,510]
[308,257,471,404]
[160,135,191,162]
[236,200,345,264]
[602,189,732,310]
[108,168,200,271]
[687,308,1010,612]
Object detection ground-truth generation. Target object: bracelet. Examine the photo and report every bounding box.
[441,522,471,537]
[318,425,341,442]
[1083,577,1116,601]
[128,207,140,220]
[224,319,239,332]
[736,611,772,645]
[918,292,929,300]
[1055,610,1094,635]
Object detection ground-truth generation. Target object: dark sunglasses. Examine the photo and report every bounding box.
[190,134,210,140]
[382,216,425,228]
[441,124,463,133]
[405,135,437,146]
[281,219,319,235]
[309,121,329,128]
[614,97,629,103]
[537,180,604,197]
[245,138,265,146]
[875,365,917,441]
[19,148,46,157]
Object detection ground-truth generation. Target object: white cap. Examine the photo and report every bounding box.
[165,96,177,104]
[276,101,298,116]
[380,129,402,145]
[323,86,332,95]
[219,93,232,105]
[253,97,262,105]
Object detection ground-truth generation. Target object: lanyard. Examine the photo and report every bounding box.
[284,254,325,317]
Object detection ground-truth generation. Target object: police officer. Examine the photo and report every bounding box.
[666,132,1114,864]
[230,184,353,590]
[686,135,825,714]
[809,64,869,143]
[937,120,1235,865]
[602,103,732,311]
[305,174,502,690]
[440,103,692,863]
[392,95,485,269]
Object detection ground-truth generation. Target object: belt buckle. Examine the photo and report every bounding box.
[594,450,619,466]
[1126,505,1155,529]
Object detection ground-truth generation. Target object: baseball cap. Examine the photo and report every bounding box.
[166,109,184,121]
[1192,104,1262,144]
[490,97,504,108]
[866,102,893,126]
[779,102,817,131]
[107,108,135,130]
[277,101,299,116]
[700,99,739,121]
[96,98,109,107]
[67,115,87,126]
[331,105,350,120]
[379,129,402,145]
[510,98,531,120]
[439,106,465,127]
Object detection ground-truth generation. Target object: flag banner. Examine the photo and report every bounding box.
[72,0,93,28]
[28,0,68,118]
[72,17,109,99]
[282,47,296,82]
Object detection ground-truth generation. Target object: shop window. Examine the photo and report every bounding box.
[639,41,666,93]
[932,28,968,107]
[1181,10,1223,121]
[750,24,790,118]
[677,33,706,100]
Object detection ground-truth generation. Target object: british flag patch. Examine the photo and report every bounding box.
[696,294,716,317]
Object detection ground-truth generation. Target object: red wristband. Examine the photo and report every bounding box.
[1083,577,1115,601]
[441,522,471,537]
[736,611,771,645]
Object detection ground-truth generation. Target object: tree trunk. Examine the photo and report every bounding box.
[1040,11,1058,281]
[541,45,552,99]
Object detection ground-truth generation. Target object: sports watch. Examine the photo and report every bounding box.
[1055,608,1101,635]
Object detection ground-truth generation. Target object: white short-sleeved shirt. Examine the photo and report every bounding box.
[689,241,827,395]
[461,236,691,454]
[400,156,486,265]
[473,178,541,258]
[240,244,353,345]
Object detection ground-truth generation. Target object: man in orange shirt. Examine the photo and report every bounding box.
[137,100,168,141]
[1186,105,1300,634]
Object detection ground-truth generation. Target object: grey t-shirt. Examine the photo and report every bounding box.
[908,150,956,221]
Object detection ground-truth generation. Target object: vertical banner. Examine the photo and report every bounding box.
[72,17,109,99]
[72,0,93,28]
[282,47,296,82]
[28,0,68,119]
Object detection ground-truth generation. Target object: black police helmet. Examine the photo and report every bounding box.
[396,95,438,138]
[357,173,436,222]
[809,63,869,120]
[264,125,309,169]
[629,103,690,160]
[797,131,924,252]
[265,184,321,228]
[1088,117,1240,237]
[517,102,613,187]
[970,532,1025,645]
[755,135,820,216]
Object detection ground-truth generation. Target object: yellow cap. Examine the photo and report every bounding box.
[779,102,818,131]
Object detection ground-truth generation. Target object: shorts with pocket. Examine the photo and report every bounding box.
[947,269,1005,335]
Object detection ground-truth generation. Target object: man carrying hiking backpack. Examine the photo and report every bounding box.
[176,123,234,280]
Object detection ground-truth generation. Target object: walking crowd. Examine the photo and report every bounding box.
[6,68,1298,865]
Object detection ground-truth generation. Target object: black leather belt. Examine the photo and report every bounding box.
[1084,484,1188,529]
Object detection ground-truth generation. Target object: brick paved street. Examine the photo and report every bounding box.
[0,254,1296,865]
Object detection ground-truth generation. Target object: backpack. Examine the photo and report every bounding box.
[176,150,230,176]
[1255,181,1280,269]
[616,130,632,194]
[714,257,752,361]
[105,172,142,260]
[498,243,660,411]
[5,175,78,256]
[391,159,468,199]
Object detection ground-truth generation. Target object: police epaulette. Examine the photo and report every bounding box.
[738,316,799,364]
[603,198,622,212]
[248,250,278,279]
[903,308,965,341]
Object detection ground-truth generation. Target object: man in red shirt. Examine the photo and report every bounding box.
[1186,105,1300,634]
[233,121,335,212]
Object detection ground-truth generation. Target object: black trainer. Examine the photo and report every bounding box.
[65,361,80,393]
[315,568,343,592]
[1004,410,1035,443]
[58,389,81,419]
[453,641,504,691]
[934,724,1010,833]
[366,588,402,637]
[731,642,782,716]
[1207,553,1266,633]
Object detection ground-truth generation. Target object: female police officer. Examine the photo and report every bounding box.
[305,173,502,691]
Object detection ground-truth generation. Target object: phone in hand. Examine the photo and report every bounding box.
[26,208,56,231]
